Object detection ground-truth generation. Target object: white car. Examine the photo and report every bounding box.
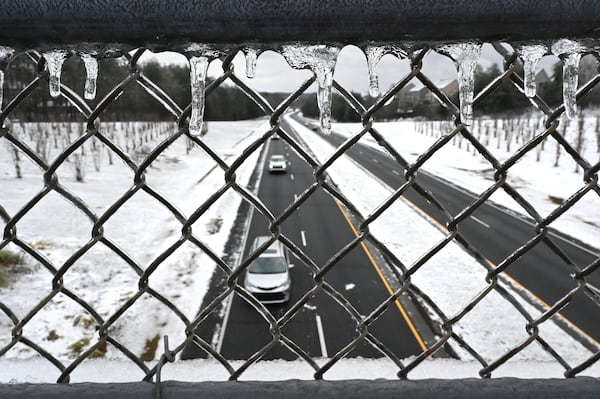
[243,236,291,304]
[268,154,287,173]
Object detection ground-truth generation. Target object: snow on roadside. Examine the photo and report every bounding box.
[285,115,597,373]
[330,118,599,249]
[0,120,269,366]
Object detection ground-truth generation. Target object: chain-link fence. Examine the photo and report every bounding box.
[0,1,599,397]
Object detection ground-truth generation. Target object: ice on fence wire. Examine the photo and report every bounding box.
[244,48,257,79]
[282,44,340,134]
[439,43,482,126]
[188,56,209,137]
[43,50,68,98]
[365,46,385,97]
[519,44,547,98]
[80,53,98,100]
[0,46,15,110]
[552,39,584,120]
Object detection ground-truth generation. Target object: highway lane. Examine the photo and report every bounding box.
[217,127,431,361]
[291,114,600,345]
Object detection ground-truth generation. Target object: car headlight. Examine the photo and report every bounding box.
[244,279,258,291]
[276,279,290,291]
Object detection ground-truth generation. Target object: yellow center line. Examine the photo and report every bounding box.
[400,194,600,349]
[334,200,429,352]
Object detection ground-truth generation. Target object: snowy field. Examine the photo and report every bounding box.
[0,119,268,381]
[0,116,598,382]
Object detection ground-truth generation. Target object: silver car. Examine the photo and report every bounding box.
[268,154,287,173]
[243,236,291,304]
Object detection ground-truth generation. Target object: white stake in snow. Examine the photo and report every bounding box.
[43,50,68,98]
[365,45,385,98]
[552,39,584,120]
[244,48,258,79]
[282,44,340,134]
[0,46,15,110]
[188,55,209,137]
[519,44,547,98]
[80,52,99,100]
[439,43,482,126]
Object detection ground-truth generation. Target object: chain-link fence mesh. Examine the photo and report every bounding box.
[0,36,599,390]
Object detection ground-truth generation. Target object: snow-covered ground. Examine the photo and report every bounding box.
[329,115,600,249]
[0,120,269,378]
[0,116,598,382]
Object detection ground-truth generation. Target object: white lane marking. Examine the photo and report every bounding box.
[294,194,299,201]
[392,170,400,176]
[421,171,599,257]
[472,216,490,228]
[315,314,328,358]
[373,158,379,164]
[301,230,307,247]
[216,293,234,353]
[290,173,294,181]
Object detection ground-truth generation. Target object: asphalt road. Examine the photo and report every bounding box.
[290,114,600,346]
[182,120,437,361]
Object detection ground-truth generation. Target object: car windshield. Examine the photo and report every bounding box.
[271,156,284,162]
[248,257,287,274]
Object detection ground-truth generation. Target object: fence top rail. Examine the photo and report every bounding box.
[1,0,600,47]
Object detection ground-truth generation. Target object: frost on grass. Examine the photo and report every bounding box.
[282,44,340,134]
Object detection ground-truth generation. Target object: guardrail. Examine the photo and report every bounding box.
[0,1,599,398]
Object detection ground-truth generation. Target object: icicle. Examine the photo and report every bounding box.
[365,46,385,97]
[439,43,482,126]
[244,48,257,79]
[282,44,340,134]
[188,55,209,137]
[0,46,15,111]
[43,50,68,98]
[519,44,547,98]
[80,53,98,100]
[552,39,584,120]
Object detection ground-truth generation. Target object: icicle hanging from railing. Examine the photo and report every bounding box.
[0,46,15,111]
[282,44,340,134]
[80,52,98,100]
[363,44,407,98]
[42,50,68,98]
[365,46,385,98]
[552,39,584,120]
[519,44,547,98]
[438,42,482,126]
[184,45,223,137]
[243,47,258,79]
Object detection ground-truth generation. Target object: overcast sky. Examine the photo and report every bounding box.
[140,44,558,95]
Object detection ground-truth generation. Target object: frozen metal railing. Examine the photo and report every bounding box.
[0,1,600,398]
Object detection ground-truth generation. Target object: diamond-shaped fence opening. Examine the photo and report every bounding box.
[0,4,600,397]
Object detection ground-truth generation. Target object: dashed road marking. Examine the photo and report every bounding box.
[315,314,328,358]
[301,230,307,247]
[472,216,490,228]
